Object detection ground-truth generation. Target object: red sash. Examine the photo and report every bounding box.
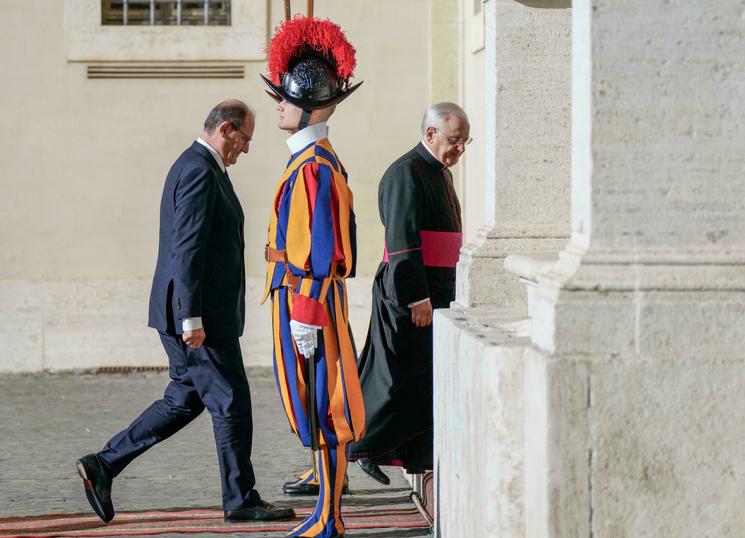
[383,230,462,268]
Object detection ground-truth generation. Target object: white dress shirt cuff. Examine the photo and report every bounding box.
[291,320,322,331]
[408,298,430,308]
[182,317,203,332]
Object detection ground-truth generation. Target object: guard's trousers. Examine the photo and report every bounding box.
[271,284,364,538]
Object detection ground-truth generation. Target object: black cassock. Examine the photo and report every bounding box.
[349,143,462,472]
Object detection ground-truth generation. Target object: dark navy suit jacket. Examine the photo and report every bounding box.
[148,141,246,338]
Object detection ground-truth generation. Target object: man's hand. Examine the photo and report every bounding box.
[290,320,320,359]
[411,299,433,328]
[183,328,206,349]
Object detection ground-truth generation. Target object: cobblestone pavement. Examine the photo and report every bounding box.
[0,369,431,538]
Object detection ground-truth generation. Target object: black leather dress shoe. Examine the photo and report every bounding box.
[283,479,350,496]
[76,453,115,523]
[356,459,390,485]
[224,500,296,522]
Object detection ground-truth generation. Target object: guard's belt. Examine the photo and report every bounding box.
[265,245,300,291]
[265,245,287,263]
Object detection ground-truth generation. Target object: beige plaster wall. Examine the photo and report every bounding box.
[0,0,433,371]
[459,0,486,244]
[427,0,486,245]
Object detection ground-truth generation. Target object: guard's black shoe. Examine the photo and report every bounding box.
[76,454,114,523]
[224,500,296,522]
[282,479,350,496]
[356,459,390,485]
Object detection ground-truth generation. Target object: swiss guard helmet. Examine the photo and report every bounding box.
[260,1,362,130]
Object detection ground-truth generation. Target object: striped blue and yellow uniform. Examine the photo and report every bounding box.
[263,137,365,538]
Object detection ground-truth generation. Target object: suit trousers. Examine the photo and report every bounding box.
[97,332,259,510]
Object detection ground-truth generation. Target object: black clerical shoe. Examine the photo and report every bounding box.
[282,479,350,496]
[224,500,296,522]
[76,454,115,523]
[356,459,390,485]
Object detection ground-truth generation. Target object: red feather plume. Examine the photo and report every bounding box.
[267,16,357,84]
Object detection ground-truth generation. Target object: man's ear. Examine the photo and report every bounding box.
[218,121,232,137]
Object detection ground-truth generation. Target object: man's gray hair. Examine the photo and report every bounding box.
[420,102,469,135]
[204,100,253,133]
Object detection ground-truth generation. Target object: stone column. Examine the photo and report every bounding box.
[455,0,572,308]
[525,1,745,536]
[532,0,745,358]
[434,2,572,536]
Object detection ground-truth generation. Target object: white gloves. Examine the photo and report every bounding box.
[290,319,321,359]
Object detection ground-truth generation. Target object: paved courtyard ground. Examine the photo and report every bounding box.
[0,369,431,538]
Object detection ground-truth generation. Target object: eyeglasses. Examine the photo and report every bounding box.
[433,127,473,147]
[234,126,253,145]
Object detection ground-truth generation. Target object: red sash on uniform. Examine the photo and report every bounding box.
[383,230,462,268]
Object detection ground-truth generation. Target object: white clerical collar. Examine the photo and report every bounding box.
[421,139,446,167]
[196,137,226,173]
[287,122,328,154]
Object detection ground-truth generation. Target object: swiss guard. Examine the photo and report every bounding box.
[260,3,365,537]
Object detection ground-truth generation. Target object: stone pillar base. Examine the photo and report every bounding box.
[455,225,567,308]
[530,246,745,357]
[434,305,745,538]
[433,306,530,537]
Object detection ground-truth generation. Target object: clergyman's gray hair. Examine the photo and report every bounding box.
[420,102,469,135]
[203,100,253,133]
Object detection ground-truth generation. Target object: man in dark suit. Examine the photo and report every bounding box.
[75,100,294,524]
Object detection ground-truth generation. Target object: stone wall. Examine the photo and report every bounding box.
[0,276,372,373]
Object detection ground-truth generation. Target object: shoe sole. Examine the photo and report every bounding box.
[283,486,350,496]
[283,489,319,496]
[224,513,296,524]
[76,460,114,524]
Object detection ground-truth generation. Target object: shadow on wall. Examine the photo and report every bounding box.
[514,0,571,8]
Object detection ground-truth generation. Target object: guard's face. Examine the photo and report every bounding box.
[277,100,303,132]
[425,116,471,167]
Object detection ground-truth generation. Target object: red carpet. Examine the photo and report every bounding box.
[0,506,429,537]
[420,472,435,521]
